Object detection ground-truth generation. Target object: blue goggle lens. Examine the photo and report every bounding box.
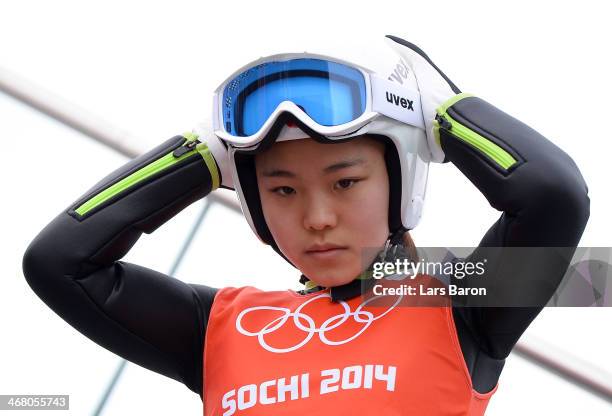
[222,59,367,137]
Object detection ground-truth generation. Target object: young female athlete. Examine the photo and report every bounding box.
[22,35,590,415]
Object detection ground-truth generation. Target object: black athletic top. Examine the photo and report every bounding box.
[22,95,589,402]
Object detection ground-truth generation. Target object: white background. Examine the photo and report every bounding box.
[1,0,611,414]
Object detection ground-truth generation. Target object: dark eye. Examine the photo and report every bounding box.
[272,186,295,196]
[335,178,359,190]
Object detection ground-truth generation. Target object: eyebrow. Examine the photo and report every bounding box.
[262,158,366,178]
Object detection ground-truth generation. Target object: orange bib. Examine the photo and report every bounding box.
[203,278,497,415]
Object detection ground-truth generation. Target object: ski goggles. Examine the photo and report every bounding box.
[212,54,425,148]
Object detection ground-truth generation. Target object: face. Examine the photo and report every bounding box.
[255,136,390,287]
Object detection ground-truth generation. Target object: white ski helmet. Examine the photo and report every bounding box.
[204,34,431,260]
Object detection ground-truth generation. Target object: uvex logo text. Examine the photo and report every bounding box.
[386,92,414,111]
[388,58,411,85]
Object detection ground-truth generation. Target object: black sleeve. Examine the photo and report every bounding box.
[439,96,590,392]
[21,134,221,399]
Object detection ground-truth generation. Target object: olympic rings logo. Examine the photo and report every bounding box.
[235,292,403,353]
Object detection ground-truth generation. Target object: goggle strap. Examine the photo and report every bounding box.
[371,74,425,130]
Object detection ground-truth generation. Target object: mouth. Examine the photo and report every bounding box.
[305,244,348,260]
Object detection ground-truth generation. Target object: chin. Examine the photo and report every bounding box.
[303,267,360,288]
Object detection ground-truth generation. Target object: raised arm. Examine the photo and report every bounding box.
[386,35,590,392]
[22,132,223,398]
[438,94,590,391]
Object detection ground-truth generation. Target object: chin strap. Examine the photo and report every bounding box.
[378,227,409,263]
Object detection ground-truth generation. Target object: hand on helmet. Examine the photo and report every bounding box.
[385,35,463,163]
[192,120,234,189]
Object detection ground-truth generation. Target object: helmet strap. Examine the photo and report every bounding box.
[378,226,409,263]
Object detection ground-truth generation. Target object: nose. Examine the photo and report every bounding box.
[302,193,338,232]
